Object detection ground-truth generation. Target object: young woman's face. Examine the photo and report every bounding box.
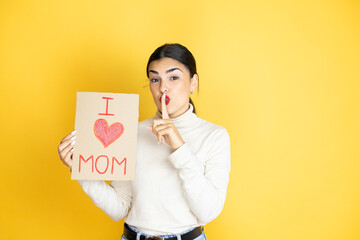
[148,57,198,118]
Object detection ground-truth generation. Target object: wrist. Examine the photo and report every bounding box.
[174,140,185,150]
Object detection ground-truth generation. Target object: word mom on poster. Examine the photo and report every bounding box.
[71,92,139,181]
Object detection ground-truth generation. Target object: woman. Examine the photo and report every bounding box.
[58,43,231,240]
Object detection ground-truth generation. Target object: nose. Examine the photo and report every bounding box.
[160,80,168,94]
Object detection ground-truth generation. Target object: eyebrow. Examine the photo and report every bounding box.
[149,67,183,75]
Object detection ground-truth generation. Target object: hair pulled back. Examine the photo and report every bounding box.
[146,43,198,114]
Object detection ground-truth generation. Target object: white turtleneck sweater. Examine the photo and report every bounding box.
[78,104,231,235]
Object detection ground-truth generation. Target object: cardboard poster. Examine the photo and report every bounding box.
[71,92,139,180]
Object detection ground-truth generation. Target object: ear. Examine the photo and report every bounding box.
[190,73,199,92]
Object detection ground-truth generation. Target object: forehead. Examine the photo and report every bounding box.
[148,57,188,74]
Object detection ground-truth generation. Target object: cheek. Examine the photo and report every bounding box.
[177,83,190,97]
[149,85,162,108]
[149,85,158,97]
[172,87,190,105]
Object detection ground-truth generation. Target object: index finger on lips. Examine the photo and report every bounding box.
[162,93,169,120]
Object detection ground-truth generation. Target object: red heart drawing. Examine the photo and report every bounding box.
[94,119,124,148]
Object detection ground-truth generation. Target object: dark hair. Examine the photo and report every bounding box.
[146,43,198,114]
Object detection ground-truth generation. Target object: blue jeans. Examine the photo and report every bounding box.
[120,225,207,240]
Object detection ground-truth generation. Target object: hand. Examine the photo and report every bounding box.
[147,93,185,150]
[57,130,76,171]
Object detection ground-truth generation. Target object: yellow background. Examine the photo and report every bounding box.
[0,0,359,239]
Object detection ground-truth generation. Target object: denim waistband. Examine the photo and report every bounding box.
[127,224,197,238]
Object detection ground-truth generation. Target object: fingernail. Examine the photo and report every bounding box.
[70,136,76,140]
[71,141,76,146]
[71,130,77,134]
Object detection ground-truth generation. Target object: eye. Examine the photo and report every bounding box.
[170,76,179,80]
[150,78,160,83]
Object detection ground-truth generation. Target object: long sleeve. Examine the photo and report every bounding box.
[168,128,231,224]
[75,107,231,235]
[77,180,132,221]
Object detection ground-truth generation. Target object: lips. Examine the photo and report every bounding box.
[159,95,170,105]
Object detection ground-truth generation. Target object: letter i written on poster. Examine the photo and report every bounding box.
[71,92,139,180]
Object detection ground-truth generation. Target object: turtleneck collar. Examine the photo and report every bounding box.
[154,103,198,129]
